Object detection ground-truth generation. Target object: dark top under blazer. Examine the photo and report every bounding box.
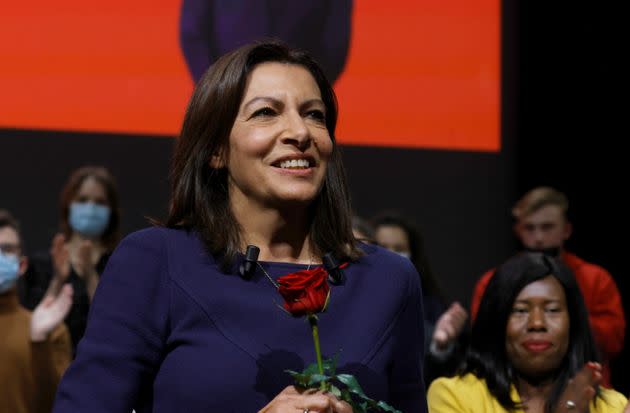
[53,227,427,412]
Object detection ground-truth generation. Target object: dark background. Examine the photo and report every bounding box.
[1,1,627,392]
[512,2,628,393]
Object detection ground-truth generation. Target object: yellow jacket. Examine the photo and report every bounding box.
[428,373,627,413]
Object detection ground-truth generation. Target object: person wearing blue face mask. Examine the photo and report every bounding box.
[19,166,121,354]
[68,201,111,238]
[1,209,73,413]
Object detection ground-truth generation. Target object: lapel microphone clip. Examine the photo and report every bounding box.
[239,245,260,280]
[323,252,345,285]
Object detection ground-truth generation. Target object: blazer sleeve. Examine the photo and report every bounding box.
[53,229,171,412]
[388,262,428,413]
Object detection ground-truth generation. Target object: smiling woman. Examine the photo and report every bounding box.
[51,41,428,413]
[428,252,627,413]
[215,62,334,212]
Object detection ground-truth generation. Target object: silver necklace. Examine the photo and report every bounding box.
[256,257,314,290]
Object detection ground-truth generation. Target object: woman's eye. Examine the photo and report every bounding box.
[251,107,276,118]
[546,307,561,313]
[306,110,326,122]
[511,307,528,314]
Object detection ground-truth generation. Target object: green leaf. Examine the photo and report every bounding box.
[346,399,368,413]
[321,354,339,375]
[302,362,321,376]
[376,400,403,413]
[284,370,311,387]
[336,374,367,397]
[307,374,330,386]
[329,385,342,398]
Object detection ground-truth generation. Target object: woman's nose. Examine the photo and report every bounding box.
[280,112,311,149]
[527,308,547,331]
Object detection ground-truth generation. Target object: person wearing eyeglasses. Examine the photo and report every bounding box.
[0,209,73,413]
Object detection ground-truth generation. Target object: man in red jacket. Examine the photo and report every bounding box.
[471,187,625,387]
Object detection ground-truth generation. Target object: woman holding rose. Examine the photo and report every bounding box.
[52,41,427,412]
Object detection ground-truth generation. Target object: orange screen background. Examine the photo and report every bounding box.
[0,0,499,151]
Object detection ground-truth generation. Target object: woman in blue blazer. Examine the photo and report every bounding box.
[52,41,427,413]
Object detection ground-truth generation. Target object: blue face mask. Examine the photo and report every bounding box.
[0,252,20,294]
[69,202,111,238]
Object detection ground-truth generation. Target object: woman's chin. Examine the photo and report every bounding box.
[268,190,319,208]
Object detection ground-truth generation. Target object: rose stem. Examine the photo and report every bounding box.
[308,315,327,391]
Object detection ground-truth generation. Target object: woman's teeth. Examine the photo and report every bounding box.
[279,159,310,169]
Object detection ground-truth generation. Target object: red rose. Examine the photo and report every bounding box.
[277,267,330,317]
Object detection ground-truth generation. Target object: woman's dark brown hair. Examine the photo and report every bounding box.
[166,40,360,270]
[59,166,121,251]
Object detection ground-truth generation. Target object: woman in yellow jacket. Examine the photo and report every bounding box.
[428,252,627,413]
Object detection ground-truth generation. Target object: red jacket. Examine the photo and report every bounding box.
[471,251,625,386]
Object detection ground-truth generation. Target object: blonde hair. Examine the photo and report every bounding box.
[512,187,569,220]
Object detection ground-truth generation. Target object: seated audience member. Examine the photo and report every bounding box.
[372,213,468,385]
[471,187,625,386]
[1,210,72,413]
[19,166,121,353]
[429,252,627,412]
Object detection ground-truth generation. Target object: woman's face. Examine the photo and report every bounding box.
[374,225,411,258]
[505,276,570,381]
[68,176,111,238]
[221,62,333,209]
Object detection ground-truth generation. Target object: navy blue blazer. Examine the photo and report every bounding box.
[53,228,427,412]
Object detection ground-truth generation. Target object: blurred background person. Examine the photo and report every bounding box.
[429,252,627,412]
[471,187,625,387]
[371,212,468,385]
[179,0,352,84]
[19,166,121,353]
[1,209,73,413]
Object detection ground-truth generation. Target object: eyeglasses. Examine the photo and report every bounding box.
[0,243,21,256]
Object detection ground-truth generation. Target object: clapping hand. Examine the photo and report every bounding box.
[73,239,96,279]
[30,284,73,342]
[555,362,602,413]
[50,233,70,281]
[259,386,353,413]
[432,302,468,350]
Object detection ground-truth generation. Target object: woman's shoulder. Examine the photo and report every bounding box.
[114,226,204,256]
[358,243,418,278]
[595,387,628,412]
[428,374,495,412]
[120,226,192,244]
[110,227,218,275]
[355,243,420,295]
[429,373,487,393]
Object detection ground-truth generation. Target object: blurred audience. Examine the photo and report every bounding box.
[371,213,468,386]
[429,252,627,412]
[471,187,625,386]
[19,166,121,353]
[1,209,72,413]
